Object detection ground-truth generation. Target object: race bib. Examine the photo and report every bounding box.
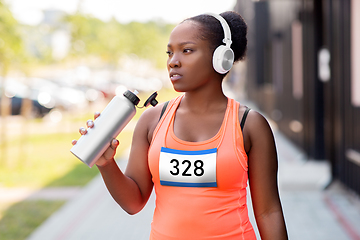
[159,147,217,187]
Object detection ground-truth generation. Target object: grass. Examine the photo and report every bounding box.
[0,130,132,240]
[0,130,134,188]
[0,200,66,240]
[0,88,180,188]
[0,132,100,188]
[0,87,180,240]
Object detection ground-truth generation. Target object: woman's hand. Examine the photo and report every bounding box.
[71,111,120,167]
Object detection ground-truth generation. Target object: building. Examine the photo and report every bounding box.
[234,0,360,195]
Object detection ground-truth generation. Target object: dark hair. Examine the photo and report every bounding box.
[184,11,247,62]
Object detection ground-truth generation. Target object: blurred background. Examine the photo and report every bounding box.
[1,0,360,239]
[0,0,235,239]
[233,0,360,197]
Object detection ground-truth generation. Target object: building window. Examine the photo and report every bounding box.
[351,0,360,107]
[292,20,303,100]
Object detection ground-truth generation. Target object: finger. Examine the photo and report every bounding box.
[102,139,119,160]
[103,146,116,160]
[86,119,94,128]
[94,111,100,120]
[72,139,77,145]
[110,139,119,149]
[79,127,87,135]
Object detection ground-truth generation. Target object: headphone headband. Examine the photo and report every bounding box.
[206,13,232,47]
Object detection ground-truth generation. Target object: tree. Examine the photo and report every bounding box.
[0,0,25,75]
[0,0,26,164]
[62,12,174,68]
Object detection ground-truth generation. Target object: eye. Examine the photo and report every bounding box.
[183,49,192,54]
[166,50,173,56]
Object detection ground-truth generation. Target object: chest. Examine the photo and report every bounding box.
[147,97,250,190]
[173,110,225,142]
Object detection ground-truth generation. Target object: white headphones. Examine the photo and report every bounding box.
[206,13,235,74]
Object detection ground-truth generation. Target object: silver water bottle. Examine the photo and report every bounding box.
[70,90,158,168]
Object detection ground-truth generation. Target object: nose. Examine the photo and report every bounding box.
[168,54,181,69]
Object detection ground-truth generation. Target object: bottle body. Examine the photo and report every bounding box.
[70,94,136,167]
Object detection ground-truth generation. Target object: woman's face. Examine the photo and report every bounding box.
[166,21,216,92]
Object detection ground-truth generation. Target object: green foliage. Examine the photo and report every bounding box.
[63,13,174,68]
[125,21,171,67]
[0,5,174,71]
[0,1,26,74]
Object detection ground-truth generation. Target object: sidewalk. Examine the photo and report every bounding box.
[26,160,156,240]
[275,131,360,240]
[26,105,360,240]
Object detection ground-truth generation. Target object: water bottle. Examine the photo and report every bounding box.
[70,90,158,168]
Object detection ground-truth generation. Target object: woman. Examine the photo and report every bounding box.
[73,11,288,239]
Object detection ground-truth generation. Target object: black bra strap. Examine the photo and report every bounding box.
[240,107,251,131]
[159,101,169,121]
[159,102,250,130]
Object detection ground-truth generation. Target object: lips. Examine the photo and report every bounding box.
[170,72,182,81]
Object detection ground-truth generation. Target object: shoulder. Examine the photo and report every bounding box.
[247,110,276,152]
[136,101,171,143]
[238,105,275,152]
[246,110,271,129]
[237,103,271,132]
[138,101,169,128]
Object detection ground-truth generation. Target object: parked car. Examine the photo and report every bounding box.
[0,77,53,117]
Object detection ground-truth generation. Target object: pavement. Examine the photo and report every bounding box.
[24,129,360,240]
[0,187,82,202]
[26,159,155,240]
[23,93,360,240]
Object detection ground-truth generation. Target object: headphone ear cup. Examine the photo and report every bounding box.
[212,45,235,74]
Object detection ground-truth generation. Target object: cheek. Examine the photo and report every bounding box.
[190,51,213,71]
[192,56,214,76]
[166,57,171,70]
[199,50,215,71]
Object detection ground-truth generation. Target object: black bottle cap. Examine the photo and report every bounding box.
[144,92,158,107]
[123,90,140,106]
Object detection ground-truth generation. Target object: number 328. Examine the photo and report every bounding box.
[169,159,205,177]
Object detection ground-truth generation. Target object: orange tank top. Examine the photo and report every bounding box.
[148,95,256,240]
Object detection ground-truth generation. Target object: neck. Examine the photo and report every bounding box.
[181,87,228,113]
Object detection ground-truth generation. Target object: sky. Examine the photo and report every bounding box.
[6,0,237,25]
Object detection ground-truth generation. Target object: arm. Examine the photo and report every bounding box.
[97,107,161,215]
[74,106,162,215]
[243,111,288,239]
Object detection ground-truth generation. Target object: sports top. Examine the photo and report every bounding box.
[148,95,256,240]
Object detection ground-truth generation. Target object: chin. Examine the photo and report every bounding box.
[171,84,186,93]
[173,88,185,93]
